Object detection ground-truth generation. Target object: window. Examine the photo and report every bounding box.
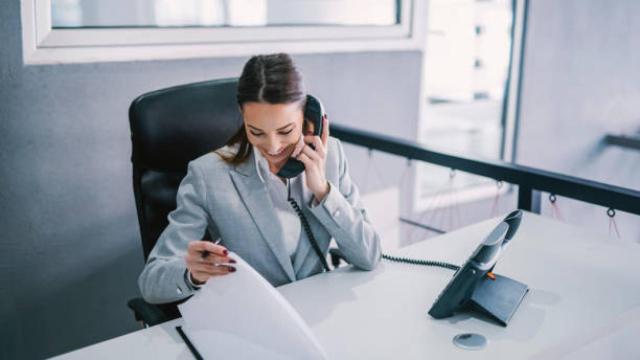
[21,0,424,64]
[51,0,400,28]
[414,0,527,211]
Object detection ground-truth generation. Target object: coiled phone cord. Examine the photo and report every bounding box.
[381,254,460,271]
[287,180,331,272]
[286,181,459,273]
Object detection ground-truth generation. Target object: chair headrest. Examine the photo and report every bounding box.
[129,78,242,172]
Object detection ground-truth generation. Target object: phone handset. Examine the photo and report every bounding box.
[272,94,330,271]
[276,94,325,179]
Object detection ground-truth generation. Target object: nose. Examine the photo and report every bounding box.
[265,136,283,154]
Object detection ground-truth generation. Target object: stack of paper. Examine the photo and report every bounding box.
[178,253,327,359]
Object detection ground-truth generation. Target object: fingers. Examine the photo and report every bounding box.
[185,252,235,266]
[296,152,314,170]
[188,240,228,257]
[192,263,236,276]
[188,260,236,284]
[185,241,238,284]
[292,134,306,157]
[186,251,236,284]
[296,149,324,172]
[303,135,326,158]
[186,241,235,275]
[297,147,329,199]
[191,264,236,283]
[301,143,322,163]
[321,115,329,145]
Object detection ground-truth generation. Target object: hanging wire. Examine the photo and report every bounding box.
[406,161,438,242]
[422,188,447,237]
[409,191,444,241]
[398,158,426,245]
[395,157,413,219]
[398,157,413,187]
[407,165,450,241]
[417,170,450,238]
[607,208,621,239]
[366,148,410,192]
[374,154,449,243]
[429,168,457,234]
[450,174,463,229]
[490,180,504,217]
[362,148,375,193]
[445,169,461,231]
[365,151,431,244]
[369,151,388,189]
[548,193,565,221]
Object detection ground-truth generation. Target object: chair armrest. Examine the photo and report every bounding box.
[329,247,346,269]
[127,297,174,327]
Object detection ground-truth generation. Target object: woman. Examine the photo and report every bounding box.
[139,53,381,304]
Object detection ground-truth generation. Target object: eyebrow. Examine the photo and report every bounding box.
[247,123,294,132]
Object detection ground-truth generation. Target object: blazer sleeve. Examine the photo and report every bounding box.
[138,161,220,304]
[308,139,382,270]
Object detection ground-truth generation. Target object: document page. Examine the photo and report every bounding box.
[178,253,327,360]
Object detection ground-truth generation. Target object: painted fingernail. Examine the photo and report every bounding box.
[229,267,237,272]
[223,249,229,256]
[229,259,237,264]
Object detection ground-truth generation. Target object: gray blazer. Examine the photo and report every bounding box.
[138,137,381,304]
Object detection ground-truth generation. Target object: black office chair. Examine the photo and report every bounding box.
[127,78,242,326]
[127,78,347,326]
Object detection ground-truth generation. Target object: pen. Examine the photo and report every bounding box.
[200,239,222,259]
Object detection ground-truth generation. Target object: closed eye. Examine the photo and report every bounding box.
[249,131,264,137]
[279,129,293,135]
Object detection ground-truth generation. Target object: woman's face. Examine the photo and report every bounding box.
[242,101,304,171]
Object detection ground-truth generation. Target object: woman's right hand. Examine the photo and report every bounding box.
[185,241,237,285]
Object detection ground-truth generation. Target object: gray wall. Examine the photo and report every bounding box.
[0,1,423,358]
[516,0,640,241]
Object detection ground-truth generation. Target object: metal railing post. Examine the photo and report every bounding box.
[517,186,541,213]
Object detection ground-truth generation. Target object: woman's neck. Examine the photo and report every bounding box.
[268,161,288,184]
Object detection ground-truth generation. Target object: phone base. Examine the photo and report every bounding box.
[468,273,528,326]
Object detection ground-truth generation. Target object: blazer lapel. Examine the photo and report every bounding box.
[229,155,296,282]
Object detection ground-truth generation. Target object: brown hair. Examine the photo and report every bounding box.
[218,53,306,165]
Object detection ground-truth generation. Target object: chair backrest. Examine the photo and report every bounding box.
[129,78,242,260]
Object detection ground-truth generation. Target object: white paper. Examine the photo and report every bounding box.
[178,253,327,360]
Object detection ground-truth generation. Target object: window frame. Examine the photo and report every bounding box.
[21,0,425,65]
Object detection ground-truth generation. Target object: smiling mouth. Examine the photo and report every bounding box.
[265,146,290,160]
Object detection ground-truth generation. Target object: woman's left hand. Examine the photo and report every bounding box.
[296,115,330,202]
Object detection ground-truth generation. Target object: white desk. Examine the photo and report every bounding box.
[53,213,640,359]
